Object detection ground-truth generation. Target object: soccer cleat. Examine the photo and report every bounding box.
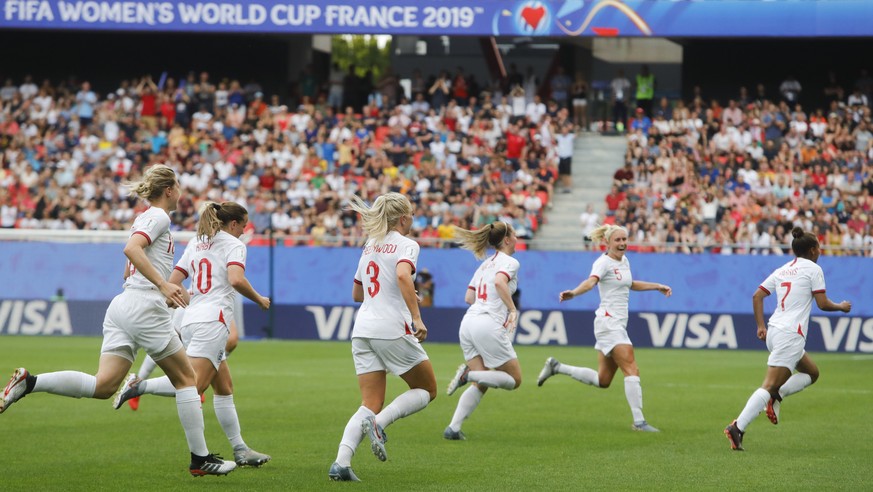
[724,420,745,451]
[127,396,140,411]
[189,453,237,477]
[632,421,660,432]
[443,426,466,441]
[537,357,559,387]
[766,397,781,425]
[113,374,143,410]
[0,368,29,414]
[361,415,388,462]
[328,462,361,481]
[233,447,272,467]
[446,364,470,396]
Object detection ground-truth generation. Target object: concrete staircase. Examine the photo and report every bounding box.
[530,134,626,251]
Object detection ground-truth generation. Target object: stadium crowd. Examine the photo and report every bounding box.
[605,72,873,256]
[0,68,573,249]
[1,67,872,256]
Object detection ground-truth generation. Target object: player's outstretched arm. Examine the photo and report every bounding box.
[559,276,598,302]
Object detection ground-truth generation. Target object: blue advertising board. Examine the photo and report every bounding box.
[1,0,873,37]
[5,298,871,353]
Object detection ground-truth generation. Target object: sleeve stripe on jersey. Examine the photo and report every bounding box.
[467,286,476,290]
[354,279,363,285]
[397,258,416,274]
[227,261,245,270]
[812,289,826,294]
[132,230,152,245]
[497,271,511,282]
[590,275,600,280]
[758,286,770,295]
[173,266,189,278]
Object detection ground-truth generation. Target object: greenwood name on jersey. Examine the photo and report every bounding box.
[353,231,420,339]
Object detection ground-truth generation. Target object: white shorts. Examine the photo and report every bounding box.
[593,315,632,355]
[459,314,517,369]
[352,335,429,376]
[181,321,229,370]
[101,289,182,363]
[766,329,806,370]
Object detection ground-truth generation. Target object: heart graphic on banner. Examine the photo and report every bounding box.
[521,5,545,30]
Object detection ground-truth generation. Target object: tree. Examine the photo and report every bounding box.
[331,35,391,83]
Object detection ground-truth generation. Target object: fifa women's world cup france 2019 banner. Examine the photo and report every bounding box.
[2,0,873,36]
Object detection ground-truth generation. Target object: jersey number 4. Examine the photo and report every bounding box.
[477,281,488,301]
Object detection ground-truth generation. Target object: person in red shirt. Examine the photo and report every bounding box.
[605,185,626,216]
[159,94,175,130]
[137,76,159,132]
[505,124,526,165]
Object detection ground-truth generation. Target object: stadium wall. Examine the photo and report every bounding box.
[0,244,870,352]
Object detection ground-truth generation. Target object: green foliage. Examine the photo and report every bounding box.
[331,35,391,83]
[1,336,870,491]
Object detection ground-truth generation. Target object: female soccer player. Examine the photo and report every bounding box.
[537,224,671,432]
[328,192,437,482]
[725,227,851,451]
[113,201,272,466]
[444,221,522,440]
[0,165,236,476]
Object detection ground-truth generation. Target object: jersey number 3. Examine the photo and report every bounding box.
[366,261,381,297]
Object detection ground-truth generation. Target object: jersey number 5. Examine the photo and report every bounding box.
[366,261,381,297]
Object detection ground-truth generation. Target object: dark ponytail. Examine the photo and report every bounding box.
[790,227,818,258]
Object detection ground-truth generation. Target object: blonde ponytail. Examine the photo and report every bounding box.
[348,192,412,244]
[454,221,514,259]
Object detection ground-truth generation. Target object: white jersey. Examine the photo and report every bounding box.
[175,231,246,327]
[464,251,520,325]
[589,254,633,320]
[758,257,825,339]
[124,207,175,290]
[353,231,420,339]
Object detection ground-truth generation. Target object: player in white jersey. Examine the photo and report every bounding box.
[0,165,236,476]
[329,193,437,482]
[113,201,272,466]
[725,227,851,451]
[444,221,522,440]
[537,224,672,432]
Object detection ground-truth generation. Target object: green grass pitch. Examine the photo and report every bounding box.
[0,336,869,491]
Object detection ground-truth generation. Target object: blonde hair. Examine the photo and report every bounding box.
[125,164,177,202]
[454,221,514,260]
[347,192,412,244]
[588,224,628,244]
[197,201,248,241]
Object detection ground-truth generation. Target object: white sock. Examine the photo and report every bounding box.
[779,373,813,398]
[467,371,516,389]
[448,386,483,431]
[375,388,430,429]
[32,371,96,398]
[141,376,176,397]
[557,363,600,387]
[736,388,769,432]
[624,376,645,423]
[336,406,374,467]
[137,355,158,380]
[175,386,208,457]
[214,394,246,450]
